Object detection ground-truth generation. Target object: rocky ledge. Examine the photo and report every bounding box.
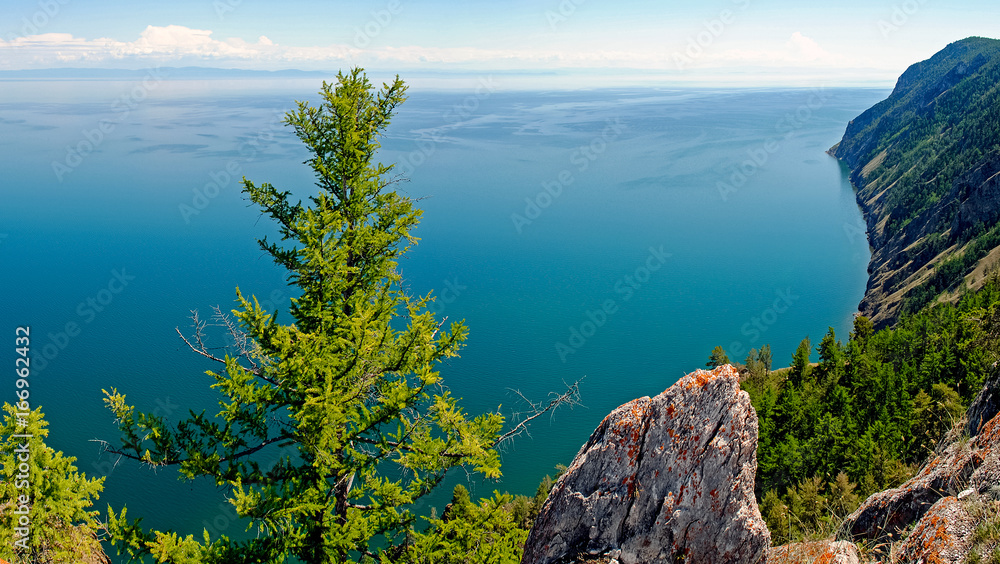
[838,371,1000,562]
[521,365,769,564]
[523,366,1000,563]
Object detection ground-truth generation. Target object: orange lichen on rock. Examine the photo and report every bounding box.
[708,488,721,512]
[895,496,976,564]
[767,539,861,564]
[673,364,739,392]
[521,364,766,564]
[976,410,1000,448]
[693,370,714,388]
[615,399,651,429]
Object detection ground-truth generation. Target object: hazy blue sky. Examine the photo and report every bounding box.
[2,0,998,86]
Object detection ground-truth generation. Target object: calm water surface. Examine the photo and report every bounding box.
[0,78,885,550]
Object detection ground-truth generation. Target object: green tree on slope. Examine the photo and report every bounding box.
[100,68,576,563]
[0,405,105,564]
[706,346,730,368]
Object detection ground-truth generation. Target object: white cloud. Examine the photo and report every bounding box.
[0,24,884,84]
[785,32,841,63]
[0,25,291,67]
[677,32,855,70]
[0,26,680,70]
[119,25,235,57]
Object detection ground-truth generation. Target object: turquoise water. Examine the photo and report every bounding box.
[0,79,885,549]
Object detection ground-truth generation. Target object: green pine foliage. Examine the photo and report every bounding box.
[747,276,1000,542]
[706,346,730,368]
[789,337,812,386]
[403,464,564,564]
[97,69,533,563]
[402,485,527,564]
[0,405,105,564]
[744,345,772,377]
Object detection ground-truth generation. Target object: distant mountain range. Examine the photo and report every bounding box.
[832,36,1000,327]
[0,67,560,80]
[0,67,331,79]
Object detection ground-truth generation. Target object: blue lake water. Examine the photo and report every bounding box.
[0,77,886,550]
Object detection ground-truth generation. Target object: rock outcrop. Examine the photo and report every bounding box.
[840,394,1000,546]
[521,365,769,564]
[968,371,1000,437]
[766,539,861,564]
[522,363,1000,563]
[894,496,978,564]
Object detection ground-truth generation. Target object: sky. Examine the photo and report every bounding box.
[1,0,998,87]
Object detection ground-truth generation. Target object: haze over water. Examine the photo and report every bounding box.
[0,78,884,542]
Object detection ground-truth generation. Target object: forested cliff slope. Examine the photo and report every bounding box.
[833,36,1000,327]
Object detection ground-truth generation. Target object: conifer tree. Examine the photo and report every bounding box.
[758,344,772,373]
[817,328,843,387]
[706,345,730,368]
[0,405,105,564]
[402,485,528,564]
[99,68,576,563]
[789,337,812,385]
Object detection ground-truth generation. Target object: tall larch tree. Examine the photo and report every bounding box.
[100,68,574,564]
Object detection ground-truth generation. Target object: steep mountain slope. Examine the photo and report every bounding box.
[833,36,1000,327]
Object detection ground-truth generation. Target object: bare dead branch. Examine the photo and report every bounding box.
[211,305,261,372]
[176,325,228,365]
[176,308,280,386]
[494,378,585,447]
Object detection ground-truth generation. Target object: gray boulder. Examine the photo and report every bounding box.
[521,365,769,564]
[894,496,978,564]
[968,371,1000,437]
[767,539,861,564]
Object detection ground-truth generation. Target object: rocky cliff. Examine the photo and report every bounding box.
[522,365,769,564]
[523,366,1000,563]
[832,36,1000,327]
